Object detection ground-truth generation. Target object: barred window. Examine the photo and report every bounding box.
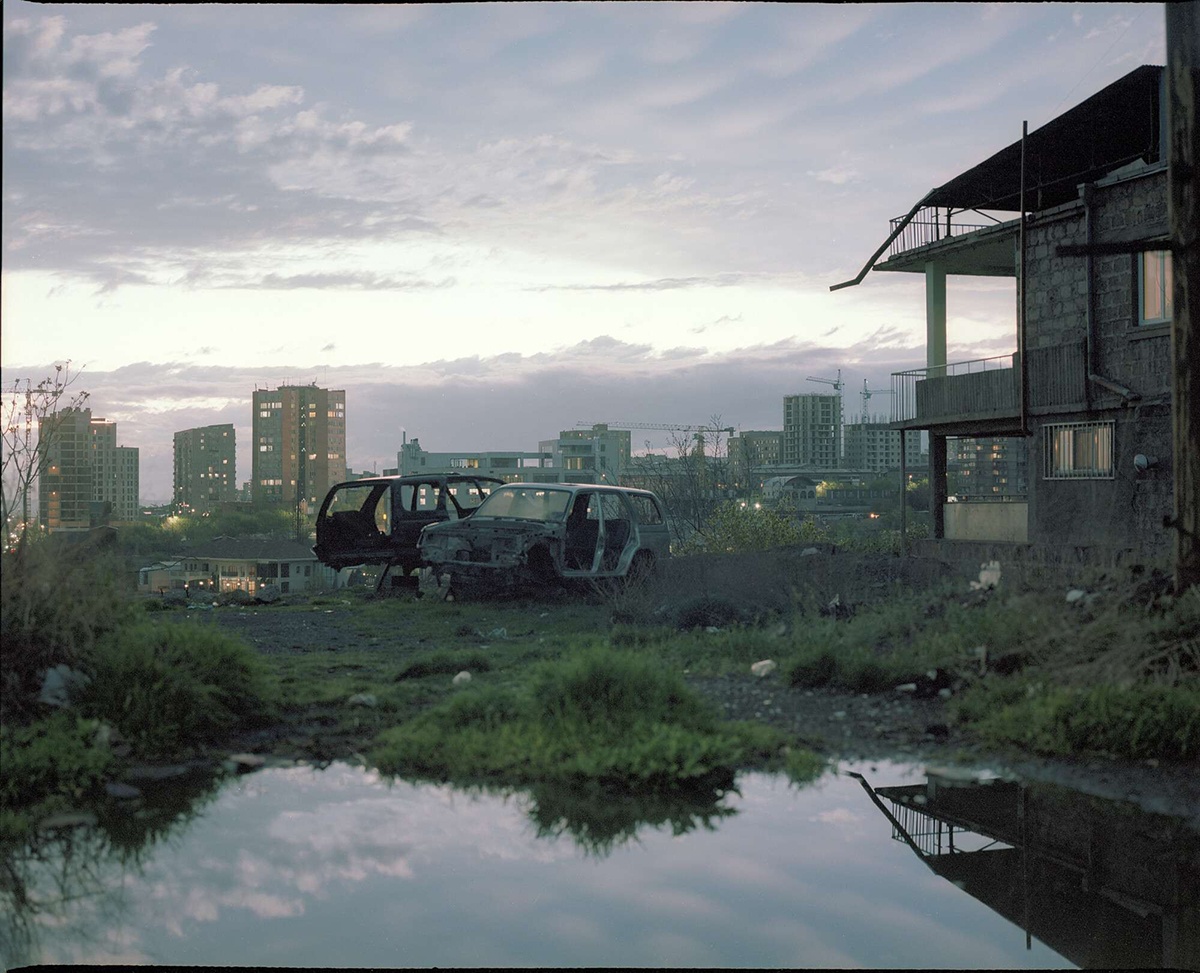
[1043,421,1114,479]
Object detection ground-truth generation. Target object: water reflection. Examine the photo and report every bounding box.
[852,768,1200,969]
[0,769,223,967]
[1,760,1196,968]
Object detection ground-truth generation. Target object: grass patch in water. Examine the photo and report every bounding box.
[372,647,791,789]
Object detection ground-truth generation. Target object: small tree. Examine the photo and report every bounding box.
[1,364,88,552]
[625,418,732,547]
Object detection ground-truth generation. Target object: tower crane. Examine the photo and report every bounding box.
[860,380,896,423]
[805,369,843,392]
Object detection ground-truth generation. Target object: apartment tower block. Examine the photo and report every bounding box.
[251,385,346,513]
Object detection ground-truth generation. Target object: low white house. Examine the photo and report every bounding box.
[138,537,347,596]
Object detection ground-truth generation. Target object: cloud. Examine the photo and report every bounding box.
[3,336,925,501]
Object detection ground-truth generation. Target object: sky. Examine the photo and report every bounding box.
[1,2,1167,503]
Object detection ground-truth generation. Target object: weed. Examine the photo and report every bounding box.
[675,596,744,631]
[77,622,278,758]
[372,648,795,791]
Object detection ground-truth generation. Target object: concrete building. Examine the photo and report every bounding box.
[398,438,556,482]
[728,430,783,489]
[782,394,842,468]
[37,407,140,531]
[397,424,632,485]
[839,65,1173,560]
[138,537,345,596]
[843,421,924,474]
[251,385,346,513]
[173,423,236,512]
[539,424,631,483]
[947,436,1028,499]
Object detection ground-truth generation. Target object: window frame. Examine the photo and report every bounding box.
[1137,250,1173,327]
[1042,421,1115,480]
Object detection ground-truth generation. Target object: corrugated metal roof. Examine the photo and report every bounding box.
[924,64,1163,213]
[188,536,318,561]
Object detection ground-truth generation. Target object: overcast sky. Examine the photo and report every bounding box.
[1,2,1166,502]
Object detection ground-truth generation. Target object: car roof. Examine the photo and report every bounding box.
[327,473,505,491]
[492,482,656,496]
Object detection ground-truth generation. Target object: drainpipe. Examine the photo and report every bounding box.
[1019,120,1029,436]
[1082,184,1095,411]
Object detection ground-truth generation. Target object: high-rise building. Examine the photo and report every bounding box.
[37,407,140,530]
[728,431,783,489]
[174,424,237,511]
[540,424,631,482]
[947,436,1028,498]
[843,421,924,473]
[251,385,346,512]
[782,394,842,467]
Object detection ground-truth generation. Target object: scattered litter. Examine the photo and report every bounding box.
[452,671,472,686]
[895,683,918,694]
[969,560,1001,590]
[750,660,777,678]
[347,693,378,708]
[1066,589,1087,603]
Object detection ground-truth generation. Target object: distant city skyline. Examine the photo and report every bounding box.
[1,3,1167,501]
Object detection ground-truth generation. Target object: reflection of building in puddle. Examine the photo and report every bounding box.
[849,769,1200,970]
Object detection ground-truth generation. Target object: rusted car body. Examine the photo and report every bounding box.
[417,483,670,592]
[312,474,504,579]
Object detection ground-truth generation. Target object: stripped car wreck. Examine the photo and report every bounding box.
[417,483,671,595]
[312,473,504,587]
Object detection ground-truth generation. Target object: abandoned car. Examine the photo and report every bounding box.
[417,482,670,592]
[312,473,504,580]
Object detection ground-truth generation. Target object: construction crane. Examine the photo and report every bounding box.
[860,379,896,422]
[805,369,843,393]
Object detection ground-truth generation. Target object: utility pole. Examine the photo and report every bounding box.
[1167,2,1198,592]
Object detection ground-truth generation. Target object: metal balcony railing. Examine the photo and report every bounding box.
[888,207,996,259]
[892,355,1018,426]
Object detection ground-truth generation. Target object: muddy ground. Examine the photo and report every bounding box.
[206,597,1200,829]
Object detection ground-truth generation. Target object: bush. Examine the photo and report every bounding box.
[1,543,135,724]
[76,622,278,758]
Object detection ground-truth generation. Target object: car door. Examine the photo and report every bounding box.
[597,491,636,572]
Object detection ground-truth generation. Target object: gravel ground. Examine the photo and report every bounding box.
[194,600,1200,828]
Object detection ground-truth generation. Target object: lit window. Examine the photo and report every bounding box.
[1139,250,1173,326]
[1043,421,1114,479]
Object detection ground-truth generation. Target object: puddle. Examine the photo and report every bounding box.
[2,760,1196,968]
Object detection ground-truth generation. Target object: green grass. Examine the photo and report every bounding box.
[76,622,279,758]
[372,647,792,790]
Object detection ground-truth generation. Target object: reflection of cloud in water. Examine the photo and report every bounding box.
[9,763,1072,968]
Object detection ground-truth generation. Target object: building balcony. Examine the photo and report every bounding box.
[878,208,1018,277]
[891,340,1087,433]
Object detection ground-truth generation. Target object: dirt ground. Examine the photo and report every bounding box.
[202,595,1200,830]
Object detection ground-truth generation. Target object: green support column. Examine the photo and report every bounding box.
[926,261,947,376]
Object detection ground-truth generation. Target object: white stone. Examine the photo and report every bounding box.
[452,671,472,686]
[750,660,777,678]
[347,693,378,707]
[895,683,918,693]
[1066,589,1087,603]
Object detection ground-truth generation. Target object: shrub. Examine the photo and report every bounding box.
[1,543,135,724]
[76,622,278,758]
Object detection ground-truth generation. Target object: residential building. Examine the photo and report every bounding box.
[397,424,632,485]
[782,394,842,468]
[251,385,346,513]
[838,65,1173,559]
[947,436,1028,499]
[728,430,783,489]
[397,437,556,483]
[37,407,140,531]
[843,421,924,474]
[137,537,345,596]
[539,424,631,483]
[173,423,236,512]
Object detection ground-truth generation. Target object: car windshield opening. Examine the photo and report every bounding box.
[473,487,570,522]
